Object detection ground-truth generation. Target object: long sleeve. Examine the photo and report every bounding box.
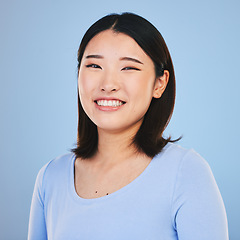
[27,148,229,240]
[171,150,229,240]
[28,165,48,240]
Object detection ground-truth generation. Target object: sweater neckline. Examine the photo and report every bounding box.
[69,143,172,204]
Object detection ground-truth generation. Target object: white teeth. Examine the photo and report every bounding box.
[96,100,124,107]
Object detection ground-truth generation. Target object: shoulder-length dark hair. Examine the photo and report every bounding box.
[72,12,178,159]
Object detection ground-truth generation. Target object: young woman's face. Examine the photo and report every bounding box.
[78,30,165,134]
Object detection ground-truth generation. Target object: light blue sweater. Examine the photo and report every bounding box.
[28,143,228,239]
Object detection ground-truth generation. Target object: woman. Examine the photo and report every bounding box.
[28,13,229,239]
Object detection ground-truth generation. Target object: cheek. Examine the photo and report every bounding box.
[78,75,93,114]
[130,74,155,99]
[78,76,94,119]
[126,74,155,116]
[78,71,94,97]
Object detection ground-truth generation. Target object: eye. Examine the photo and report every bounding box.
[86,64,102,69]
[121,66,141,71]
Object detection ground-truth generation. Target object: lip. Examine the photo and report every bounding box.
[94,97,126,112]
[94,97,126,101]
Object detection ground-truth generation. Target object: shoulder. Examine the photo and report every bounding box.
[167,145,228,238]
[164,143,219,200]
[35,153,75,192]
[160,142,210,170]
[154,143,214,188]
[149,143,213,195]
[38,153,74,176]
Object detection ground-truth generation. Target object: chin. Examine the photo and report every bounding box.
[96,120,143,135]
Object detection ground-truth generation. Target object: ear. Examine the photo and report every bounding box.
[152,70,169,98]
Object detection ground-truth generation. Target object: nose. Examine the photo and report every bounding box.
[100,70,120,92]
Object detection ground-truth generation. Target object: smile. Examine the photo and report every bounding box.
[96,100,125,107]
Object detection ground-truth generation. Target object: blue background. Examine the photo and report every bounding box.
[0,0,239,239]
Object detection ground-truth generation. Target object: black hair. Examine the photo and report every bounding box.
[72,12,178,159]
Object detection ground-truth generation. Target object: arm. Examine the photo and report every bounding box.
[28,166,48,240]
[172,150,229,240]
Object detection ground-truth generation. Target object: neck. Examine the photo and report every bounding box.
[94,122,142,166]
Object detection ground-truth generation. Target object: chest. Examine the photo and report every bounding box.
[44,155,178,240]
[74,159,151,199]
[47,181,176,240]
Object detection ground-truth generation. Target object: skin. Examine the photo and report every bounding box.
[75,30,169,199]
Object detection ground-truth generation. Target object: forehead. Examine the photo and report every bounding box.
[83,29,149,60]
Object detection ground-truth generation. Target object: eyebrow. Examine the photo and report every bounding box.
[85,54,104,59]
[85,55,143,65]
[119,57,143,65]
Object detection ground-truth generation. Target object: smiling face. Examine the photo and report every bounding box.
[78,30,167,134]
